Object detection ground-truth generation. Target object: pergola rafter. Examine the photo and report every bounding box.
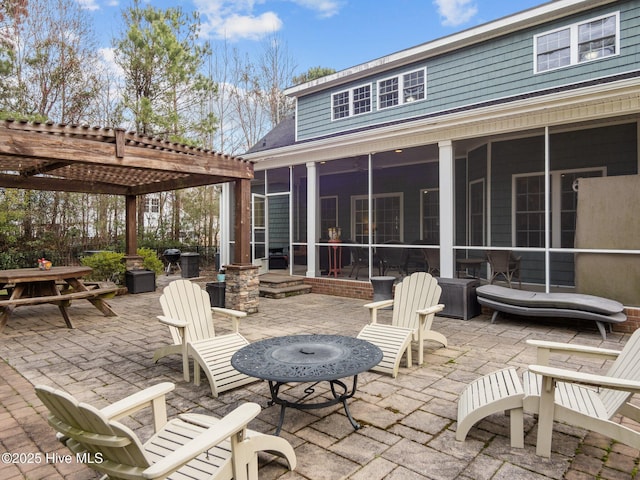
[0,119,253,264]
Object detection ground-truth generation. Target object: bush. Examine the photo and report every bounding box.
[80,251,126,284]
[137,247,164,277]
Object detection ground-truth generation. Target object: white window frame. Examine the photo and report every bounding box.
[420,188,439,244]
[351,193,404,244]
[331,83,372,120]
[534,11,619,73]
[468,179,485,246]
[377,67,427,110]
[512,167,606,248]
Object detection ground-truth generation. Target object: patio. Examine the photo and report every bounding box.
[1,274,639,479]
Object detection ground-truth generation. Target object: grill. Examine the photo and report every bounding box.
[163,249,181,275]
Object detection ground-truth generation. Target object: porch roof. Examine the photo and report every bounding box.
[0,119,253,196]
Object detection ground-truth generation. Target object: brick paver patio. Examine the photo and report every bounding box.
[1,273,639,479]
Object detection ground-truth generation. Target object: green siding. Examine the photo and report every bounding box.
[297,1,640,141]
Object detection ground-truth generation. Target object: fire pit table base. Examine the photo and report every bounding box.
[231,334,382,435]
[268,377,361,435]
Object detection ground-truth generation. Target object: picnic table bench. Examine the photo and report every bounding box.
[0,266,118,332]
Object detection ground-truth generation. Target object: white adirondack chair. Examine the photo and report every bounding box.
[153,279,256,397]
[357,272,446,377]
[523,328,640,457]
[35,382,296,480]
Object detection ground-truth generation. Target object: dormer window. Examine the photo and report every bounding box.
[378,68,426,110]
[332,84,371,120]
[535,12,618,73]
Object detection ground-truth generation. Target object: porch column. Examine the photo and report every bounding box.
[438,140,455,278]
[306,161,318,277]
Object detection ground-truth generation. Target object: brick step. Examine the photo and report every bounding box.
[259,283,312,299]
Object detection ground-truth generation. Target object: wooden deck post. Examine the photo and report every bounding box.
[234,178,251,265]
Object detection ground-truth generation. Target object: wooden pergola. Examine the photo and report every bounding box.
[0,119,253,264]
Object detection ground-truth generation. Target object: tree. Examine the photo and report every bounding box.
[115,0,218,243]
[292,66,336,86]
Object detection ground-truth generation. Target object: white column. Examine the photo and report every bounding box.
[306,161,318,277]
[220,182,232,267]
[439,140,455,278]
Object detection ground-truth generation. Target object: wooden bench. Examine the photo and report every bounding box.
[0,286,118,308]
[0,286,119,329]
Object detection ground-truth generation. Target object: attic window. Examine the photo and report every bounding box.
[332,84,372,120]
[377,68,426,110]
[534,12,619,73]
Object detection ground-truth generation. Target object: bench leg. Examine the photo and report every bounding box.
[57,305,74,329]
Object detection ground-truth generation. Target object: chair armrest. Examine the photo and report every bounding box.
[157,315,188,329]
[211,307,247,333]
[416,304,445,316]
[142,403,262,479]
[526,339,620,365]
[100,382,175,431]
[528,365,640,394]
[363,299,394,324]
[364,299,394,310]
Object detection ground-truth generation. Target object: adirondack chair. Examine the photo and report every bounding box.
[153,279,257,397]
[523,328,640,457]
[35,382,296,480]
[356,272,446,377]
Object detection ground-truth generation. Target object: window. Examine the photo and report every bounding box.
[469,180,485,246]
[535,12,618,73]
[377,68,426,110]
[144,196,159,213]
[514,169,604,248]
[332,84,371,120]
[421,189,439,244]
[352,194,403,244]
[320,196,338,238]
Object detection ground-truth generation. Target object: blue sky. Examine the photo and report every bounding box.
[83,0,548,76]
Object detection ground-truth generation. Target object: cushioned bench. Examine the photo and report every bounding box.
[476,285,626,340]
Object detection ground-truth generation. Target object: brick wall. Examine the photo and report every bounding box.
[303,277,373,300]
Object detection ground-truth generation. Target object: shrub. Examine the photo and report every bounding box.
[80,251,126,284]
[137,247,164,277]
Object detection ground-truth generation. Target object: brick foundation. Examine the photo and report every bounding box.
[225,264,260,313]
[303,277,374,300]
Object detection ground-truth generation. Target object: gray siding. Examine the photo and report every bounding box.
[297,1,640,141]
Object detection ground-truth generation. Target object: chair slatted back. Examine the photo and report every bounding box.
[159,280,216,344]
[36,385,150,478]
[487,250,511,273]
[599,328,640,418]
[392,272,442,332]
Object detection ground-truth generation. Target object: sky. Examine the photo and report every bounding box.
[84,0,549,77]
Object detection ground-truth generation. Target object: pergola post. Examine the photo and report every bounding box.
[124,194,143,270]
[225,178,259,313]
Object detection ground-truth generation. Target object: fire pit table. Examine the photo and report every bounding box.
[231,334,382,435]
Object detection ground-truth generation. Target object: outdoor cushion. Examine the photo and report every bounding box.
[476,285,623,315]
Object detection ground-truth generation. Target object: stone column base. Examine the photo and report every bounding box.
[224,264,259,313]
[124,255,144,270]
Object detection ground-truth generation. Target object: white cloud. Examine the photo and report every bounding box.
[77,0,100,11]
[433,0,478,27]
[194,0,341,42]
[290,0,342,19]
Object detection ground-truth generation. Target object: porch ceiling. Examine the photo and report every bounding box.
[0,120,253,196]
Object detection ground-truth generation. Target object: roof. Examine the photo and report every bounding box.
[0,119,253,195]
[284,0,618,97]
[246,115,296,154]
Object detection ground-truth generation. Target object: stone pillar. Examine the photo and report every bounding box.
[124,255,144,270]
[224,264,259,313]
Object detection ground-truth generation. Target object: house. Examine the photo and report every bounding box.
[222,0,640,308]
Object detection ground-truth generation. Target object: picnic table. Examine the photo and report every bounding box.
[0,266,118,332]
